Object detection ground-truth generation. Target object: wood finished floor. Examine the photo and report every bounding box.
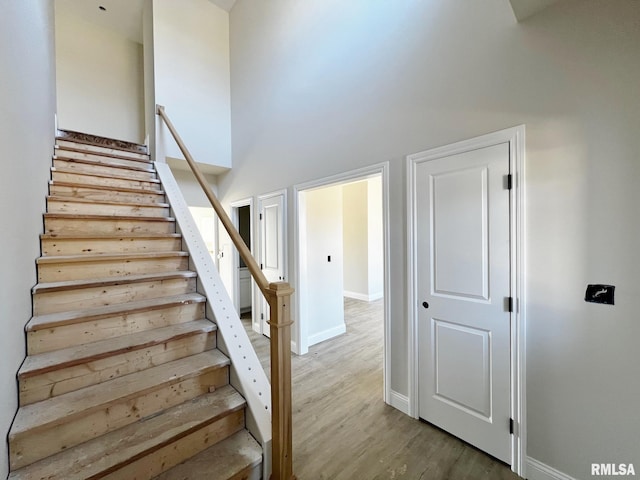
[243,298,521,480]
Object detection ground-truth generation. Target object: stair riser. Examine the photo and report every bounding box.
[52,170,160,191]
[10,367,230,470]
[56,139,149,161]
[20,331,217,405]
[55,148,151,169]
[47,199,169,218]
[50,184,165,204]
[38,257,188,282]
[44,217,175,235]
[53,159,156,182]
[103,410,245,480]
[33,277,196,315]
[28,301,205,354]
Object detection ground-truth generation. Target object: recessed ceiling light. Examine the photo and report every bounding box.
[99,5,106,11]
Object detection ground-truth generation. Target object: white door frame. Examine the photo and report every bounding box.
[230,198,256,331]
[257,189,288,335]
[407,126,526,476]
[293,162,392,405]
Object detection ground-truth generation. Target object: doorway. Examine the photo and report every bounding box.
[407,126,526,475]
[294,162,391,402]
[230,199,256,332]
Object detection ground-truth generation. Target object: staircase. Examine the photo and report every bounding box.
[8,132,263,480]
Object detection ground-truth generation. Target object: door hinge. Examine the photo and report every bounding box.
[506,296,514,313]
[510,418,515,435]
[260,263,263,269]
[261,313,264,320]
[259,213,263,220]
[505,173,513,190]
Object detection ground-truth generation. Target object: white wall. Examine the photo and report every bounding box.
[152,0,231,171]
[143,0,156,157]
[0,1,56,476]
[301,186,345,345]
[343,181,369,297]
[224,1,640,478]
[171,169,219,208]
[342,178,383,301]
[55,5,144,143]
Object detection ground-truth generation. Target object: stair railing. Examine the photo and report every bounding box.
[156,105,295,480]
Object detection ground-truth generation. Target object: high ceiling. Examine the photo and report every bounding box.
[55,0,559,45]
[55,0,237,44]
[509,0,561,21]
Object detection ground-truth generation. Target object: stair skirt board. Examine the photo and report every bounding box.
[7,133,266,480]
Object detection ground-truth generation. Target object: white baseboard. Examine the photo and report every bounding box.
[388,390,410,415]
[307,324,346,347]
[527,457,577,480]
[344,290,384,302]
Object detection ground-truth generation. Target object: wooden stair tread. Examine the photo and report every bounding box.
[27,292,205,331]
[20,319,216,378]
[53,154,155,174]
[55,132,148,156]
[8,386,245,480]
[55,144,152,164]
[54,149,154,169]
[40,232,181,240]
[32,270,197,294]
[52,166,161,184]
[155,430,262,480]
[37,251,188,264]
[50,179,165,196]
[10,350,230,438]
[44,212,174,222]
[47,195,169,208]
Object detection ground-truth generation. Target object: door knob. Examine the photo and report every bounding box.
[422,301,429,309]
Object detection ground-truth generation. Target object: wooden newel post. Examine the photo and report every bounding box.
[267,281,296,480]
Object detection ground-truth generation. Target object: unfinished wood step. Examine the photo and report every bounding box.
[19,319,217,405]
[41,233,182,256]
[44,213,175,235]
[50,181,165,204]
[32,271,197,316]
[53,157,157,182]
[52,168,161,191]
[155,430,262,480]
[27,292,206,354]
[37,251,189,282]
[9,350,231,470]
[55,145,152,168]
[56,138,150,161]
[47,196,170,217]
[8,386,246,480]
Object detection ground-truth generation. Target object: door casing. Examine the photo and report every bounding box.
[293,162,391,405]
[407,126,526,476]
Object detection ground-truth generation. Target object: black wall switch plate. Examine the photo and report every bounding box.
[585,284,615,305]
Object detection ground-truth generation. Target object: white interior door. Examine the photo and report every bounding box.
[416,142,512,463]
[259,192,286,336]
